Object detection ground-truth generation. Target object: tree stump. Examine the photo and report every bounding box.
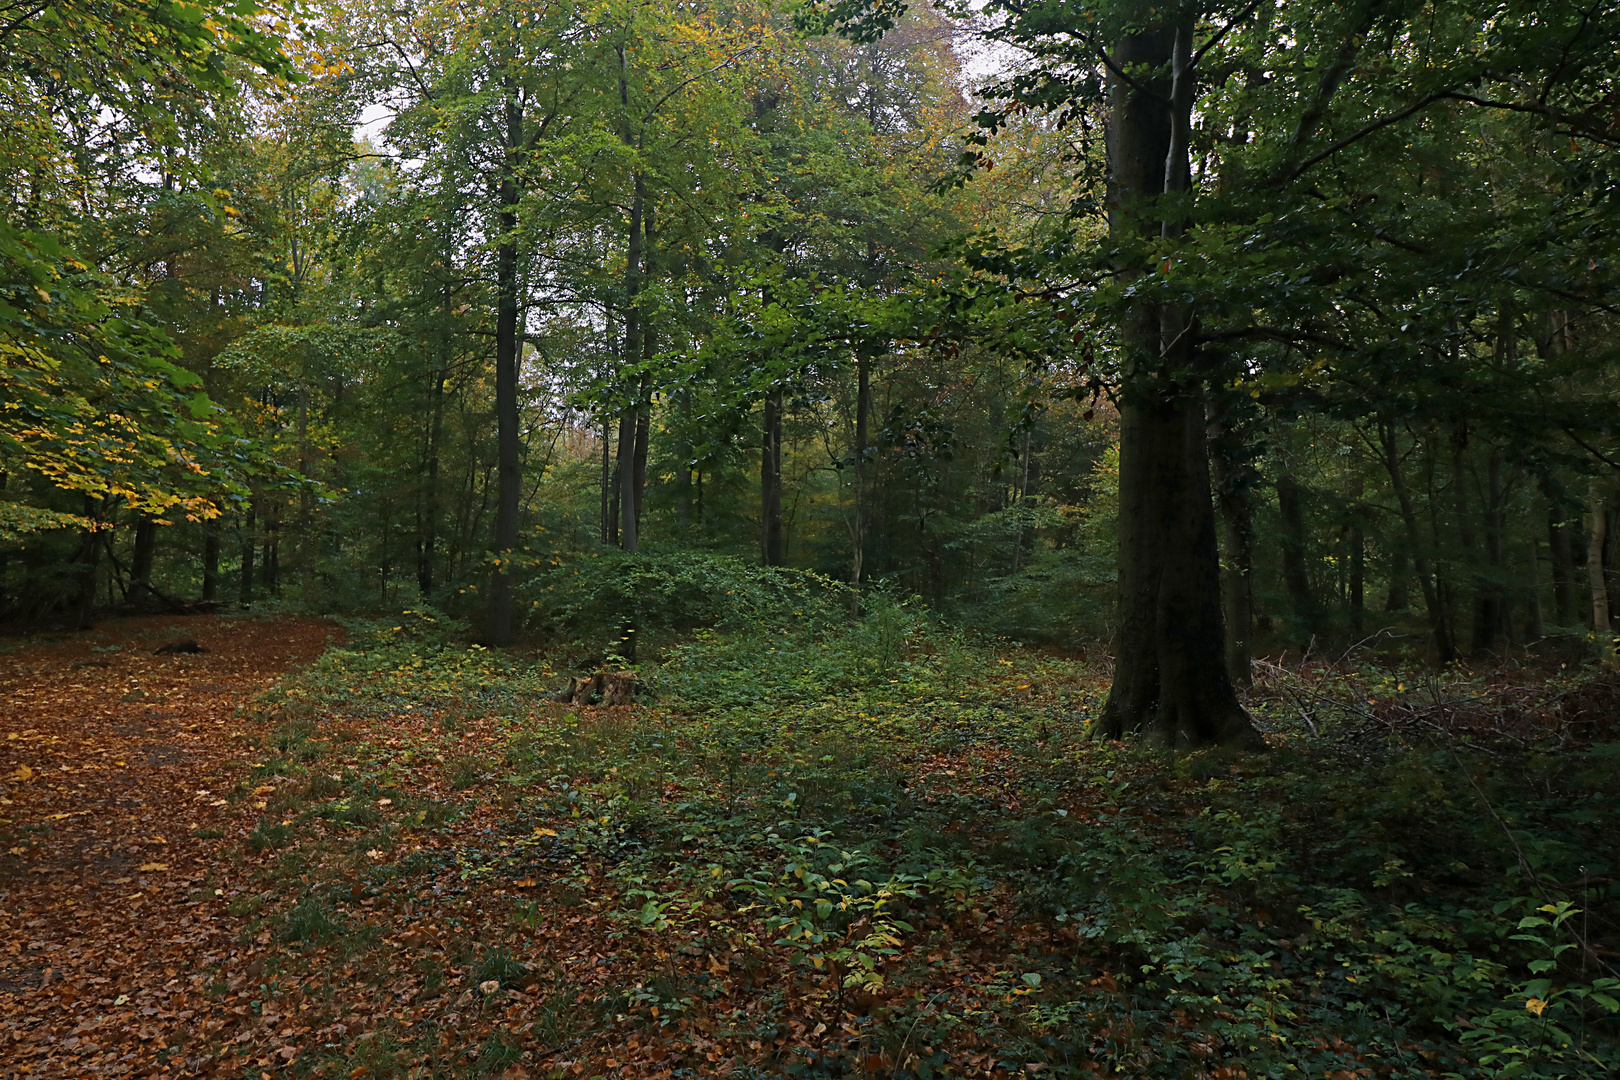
[554,671,639,706]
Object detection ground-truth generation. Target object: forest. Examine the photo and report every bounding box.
[2,0,1619,1077]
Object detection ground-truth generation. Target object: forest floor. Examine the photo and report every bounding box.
[1,610,1617,1080]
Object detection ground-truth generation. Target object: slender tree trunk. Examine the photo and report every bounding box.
[298,379,312,592]
[485,80,523,647]
[1275,470,1319,641]
[1209,418,1254,686]
[202,521,219,603]
[1349,517,1365,636]
[1524,533,1543,641]
[1471,455,1507,655]
[852,349,871,610]
[615,178,645,554]
[73,498,100,629]
[239,502,256,606]
[262,498,280,596]
[419,365,446,596]
[1377,419,1455,663]
[633,203,655,536]
[1549,502,1577,625]
[1384,548,1410,611]
[761,390,784,567]
[676,390,692,525]
[1589,483,1615,667]
[1094,21,1261,748]
[601,417,613,545]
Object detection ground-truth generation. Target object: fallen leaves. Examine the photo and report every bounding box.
[0,614,341,1078]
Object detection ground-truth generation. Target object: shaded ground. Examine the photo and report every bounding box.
[2,612,1615,1080]
[0,615,342,1077]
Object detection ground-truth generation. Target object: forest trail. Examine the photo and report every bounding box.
[0,615,341,1077]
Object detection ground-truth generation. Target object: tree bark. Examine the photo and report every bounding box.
[1589,482,1615,667]
[202,521,219,603]
[1276,469,1319,640]
[852,347,872,610]
[600,416,613,545]
[1094,22,1262,749]
[1209,415,1254,686]
[1471,454,1508,656]
[419,356,446,596]
[484,79,524,647]
[762,389,785,566]
[129,515,158,600]
[1376,419,1456,663]
[239,501,256,606]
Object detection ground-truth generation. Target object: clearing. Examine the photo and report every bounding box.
[2,611,1617,1079]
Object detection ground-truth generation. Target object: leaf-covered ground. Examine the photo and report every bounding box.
[0,615,341,1076]
[2,611,1617,1080]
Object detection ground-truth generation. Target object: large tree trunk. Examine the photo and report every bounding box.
[129,515,158,601]
[484,81,523,647]
[1094,22,1262,749]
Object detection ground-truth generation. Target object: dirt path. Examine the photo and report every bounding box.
[0,615,340,1078]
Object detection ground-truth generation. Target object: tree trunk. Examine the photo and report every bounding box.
[852,348,871,611]
[616,174,645,553]
[1209,419,1254,686]
[1589,482,1615,667]
[1094,22,1262,749]
[1349,518,1365,636]
[73,498,100,629]
[298,379,312,592]
[239,502,256,606]
[1549,503,1577,626]
[419,363,446,596]
[1276,470,1319,639]
[600,416,613,544]
[202,521,219,603]
[1384,547,1410,611]
[129,515,157,600]
[1471,455,1507,656]
[1524,533,1543,641]
[484,80,523,647]
[762,389,784,567]
[1376,419,1456,663]
[262,498,280,596]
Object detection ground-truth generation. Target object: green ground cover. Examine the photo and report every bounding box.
[210,589,1618,1079]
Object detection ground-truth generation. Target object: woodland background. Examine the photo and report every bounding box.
[5,0,1618,674]
[5,4,1620,1077]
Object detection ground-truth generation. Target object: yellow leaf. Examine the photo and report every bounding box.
[532,827,557,837]
[7,765,33,782]
[513,877,537,888]
[1526,997,1548,1016]
[7,847,24,857]
[138,862,168,872]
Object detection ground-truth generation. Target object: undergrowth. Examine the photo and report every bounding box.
[223,593,1619,1079]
